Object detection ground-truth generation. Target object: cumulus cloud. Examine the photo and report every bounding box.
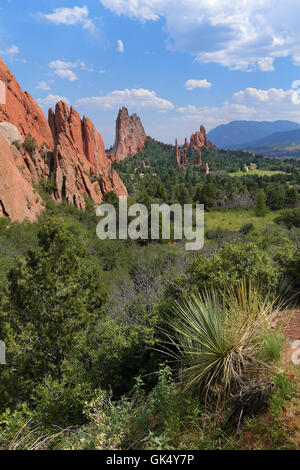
[184,79,212,90]
[233,87,296,103]
[76,88,174,111]
[0,45,19,57]
[49,59,92,82]
[37,94,70,107]
[117,40,125,53]
[36,80,53,90]
[175,86,300,135]
[99,0,300,71]
[42,6,95,32]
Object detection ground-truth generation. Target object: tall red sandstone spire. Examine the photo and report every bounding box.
[49,101,127,209]
[174,138,181,167]
[112,107,147,162]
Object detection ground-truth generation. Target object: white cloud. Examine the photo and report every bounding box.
[117,40,125,53]
[36,80,53,90]
[0,45,19,57]
[184,79,212,90]
[99,0,300,71]
[76,88,174,111]
[42,6,95,32]
[37,94,70,108]
[257,57,275,72]
[100,0,160,21]
[54,69,78,82]
[233,87,296,103]
[174,86,300,135]
[48,59,92,82]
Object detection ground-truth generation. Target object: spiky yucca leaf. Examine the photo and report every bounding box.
[161,280,280,399]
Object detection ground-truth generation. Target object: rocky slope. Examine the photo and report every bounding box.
[111,107,147,162]
[0,58,53,148]
[0,59,127,222]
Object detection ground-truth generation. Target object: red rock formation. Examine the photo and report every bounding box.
[190,125,216,151]
[174,138,188,168]
[0,58,128,222]
[183,137,189,150]
[174,126,215,169]
[174,139,180,167]
[0,57,53,148]
[0,136,43,222]
[49,101,127,209]
[111,107,147,162]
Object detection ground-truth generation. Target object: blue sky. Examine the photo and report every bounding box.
[1,0,300,146]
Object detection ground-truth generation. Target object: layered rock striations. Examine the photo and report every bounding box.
[0,59,127,222]
[111,107,147,162]
[48,102,127,210]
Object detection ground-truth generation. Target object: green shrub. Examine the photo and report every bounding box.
[34,376,94,426]
[12,140,21,150]
[187,241,277,293]
[256,330,286,364]
[22,133,38,154]
[275,208,300,229]
[161,281,278,400]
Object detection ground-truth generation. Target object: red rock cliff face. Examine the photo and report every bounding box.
[0,136,44,222]
[49,101,127,210]
[0,58,53,148]
[0,59,127,222]
[111,107,147,162]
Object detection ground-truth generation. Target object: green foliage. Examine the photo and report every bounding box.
[34,376,94,426]
[275,207,300,229]
[245,373,297,450]
[11,140,21,150]
[187,241,277,293]
[39,176,57,194]
[256,330,286,364]
[162,281,278,399]
[22,133,38,154]
[255,190,268,217]
[0,404,35,450]
[3,217,105,389]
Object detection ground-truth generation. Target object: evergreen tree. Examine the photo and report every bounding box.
[255,190,268,216]
[5,217,105,382]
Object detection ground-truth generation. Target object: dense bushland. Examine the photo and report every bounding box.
[0,143,299,449]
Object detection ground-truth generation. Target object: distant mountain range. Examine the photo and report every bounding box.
[207,120,300,157]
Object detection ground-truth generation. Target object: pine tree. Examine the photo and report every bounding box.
[5,217,105,381]
[255,190,267,217]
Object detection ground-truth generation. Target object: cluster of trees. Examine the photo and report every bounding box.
[114,139,300,211]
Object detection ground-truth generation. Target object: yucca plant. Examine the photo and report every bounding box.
[161,280,280,400]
